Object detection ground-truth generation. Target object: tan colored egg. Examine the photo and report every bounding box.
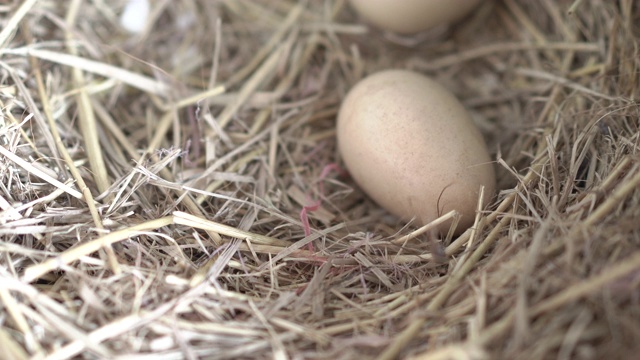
[348,0,481,34]
[337,69,495,234]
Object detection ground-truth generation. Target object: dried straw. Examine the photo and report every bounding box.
[1,0,639,359]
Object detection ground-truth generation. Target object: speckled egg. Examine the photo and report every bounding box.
[348,0,481,34]
[337,69,495,234]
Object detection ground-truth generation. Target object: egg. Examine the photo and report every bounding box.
[348,0,481,34]
[337,69,495,234]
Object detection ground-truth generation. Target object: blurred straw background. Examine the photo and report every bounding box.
[0,0,639,359]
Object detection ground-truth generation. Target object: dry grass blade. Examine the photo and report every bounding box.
[0,145,83,199]
[531,250,640,316]
[22,217,173,282]
[0,0,38,49]
[215,45,288,130]
[2,1,640,359]
[173,211,288,247]
[2,48,171,95]
[65,0,110,197]
[0,327,29,360]
[410,41,600,71]
[391,210,458,245]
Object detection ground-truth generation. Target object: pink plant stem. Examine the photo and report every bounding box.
[299,163,345,251]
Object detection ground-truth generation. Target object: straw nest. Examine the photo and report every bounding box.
[1,0,639,359]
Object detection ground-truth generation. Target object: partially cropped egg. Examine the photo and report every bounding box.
[348,0,481,34]
[337,69,495,234]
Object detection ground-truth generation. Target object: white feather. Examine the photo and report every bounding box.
[120,0,150,34]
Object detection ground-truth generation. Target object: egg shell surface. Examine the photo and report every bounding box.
[337,69,495,233]
[348,0,481,34]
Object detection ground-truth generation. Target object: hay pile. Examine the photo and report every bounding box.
[1,0,639,359]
